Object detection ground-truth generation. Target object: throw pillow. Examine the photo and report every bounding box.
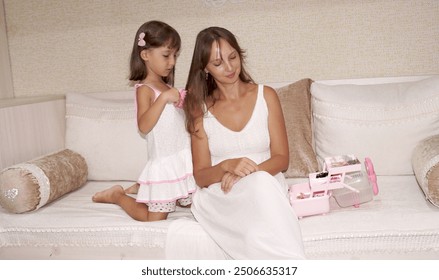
[412,134,439,207]
[65,91,148,181]
[0,149,87,213]
[276,78,319,177]
[311,75,439,175]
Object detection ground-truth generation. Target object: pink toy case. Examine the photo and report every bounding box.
[331,157,379,207]
[288,155,378,218]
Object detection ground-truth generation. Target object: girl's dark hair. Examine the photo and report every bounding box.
[183,26,253,133]
[129,20,181,85]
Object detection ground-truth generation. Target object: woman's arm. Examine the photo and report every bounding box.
[190,117,224,187]
[257,86,289,175]
[191,117,258,188]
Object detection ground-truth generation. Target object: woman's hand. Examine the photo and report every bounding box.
[221,172,241,194]
[222,157,259,177]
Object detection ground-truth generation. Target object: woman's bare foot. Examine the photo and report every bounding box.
[92,185,125,203]
[125,183,140,194]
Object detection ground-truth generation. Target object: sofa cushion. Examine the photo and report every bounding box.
[276,79,319,177]
[0,149,87,213]
[311,75,439,175]
[65,91,147,181]
[412,134,439,207]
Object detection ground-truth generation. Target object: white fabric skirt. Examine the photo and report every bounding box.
[136,148,196,203]
[191,171,305,259]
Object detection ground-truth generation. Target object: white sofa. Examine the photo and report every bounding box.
[1,75,439,260]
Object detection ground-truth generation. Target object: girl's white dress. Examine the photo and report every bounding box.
[191,84,305,259]
[135,84,196,206]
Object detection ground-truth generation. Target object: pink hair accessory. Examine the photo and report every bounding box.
[174,89,187,108]
[138,32,146,47]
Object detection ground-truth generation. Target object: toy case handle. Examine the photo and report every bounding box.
[364,157,378,195]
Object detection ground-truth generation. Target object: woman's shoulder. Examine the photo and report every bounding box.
[241,82,277,101]
[245,83,276,95]
[261,84,276,95]
[260,84,281,107]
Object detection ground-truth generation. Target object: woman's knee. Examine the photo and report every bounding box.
[245,171,279,194]
[250,170,275,182]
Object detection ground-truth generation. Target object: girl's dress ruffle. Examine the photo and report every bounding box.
[136,148,196,203]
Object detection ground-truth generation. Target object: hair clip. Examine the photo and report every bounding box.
[138,32,146,47]
[174,89,187,108]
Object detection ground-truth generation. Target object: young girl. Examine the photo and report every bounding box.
[184,27,305,259]
[92,21,196,222]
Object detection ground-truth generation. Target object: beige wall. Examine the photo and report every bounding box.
[3,0,439,97]
[0,0,13,99]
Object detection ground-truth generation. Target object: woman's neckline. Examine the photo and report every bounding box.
[207,84,260,133]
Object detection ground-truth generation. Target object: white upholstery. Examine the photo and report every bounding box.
[311,76,439,175]
[1,75,439,260]
[1,176,438,259]
[65,91,147,181]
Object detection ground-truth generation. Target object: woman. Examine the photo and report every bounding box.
[183,27,305,259]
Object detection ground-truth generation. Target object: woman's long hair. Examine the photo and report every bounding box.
[183,27,253,133]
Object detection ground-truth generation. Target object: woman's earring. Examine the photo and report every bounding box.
[205,71,209,80]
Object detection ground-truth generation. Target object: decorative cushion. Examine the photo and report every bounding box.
[0,149,87,213]
[311,75,439,175]
[412,134,439,207]
[276,78,319,177]
[65,91,148,181]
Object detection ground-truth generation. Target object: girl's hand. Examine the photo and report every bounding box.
[221,172,241,194]
[223,157,259,177]
[163,88,180,104]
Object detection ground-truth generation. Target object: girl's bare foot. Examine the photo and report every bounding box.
[92,185,125,203]
[125,183,140,194]
[176,201,192,208]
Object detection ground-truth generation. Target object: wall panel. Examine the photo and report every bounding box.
[4,0,439,97]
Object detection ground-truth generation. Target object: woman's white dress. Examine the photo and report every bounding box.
[191,84,305,259]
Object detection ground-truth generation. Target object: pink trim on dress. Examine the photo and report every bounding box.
[135,189,197,204]
[135,83,169,101]
[137,173,193,185]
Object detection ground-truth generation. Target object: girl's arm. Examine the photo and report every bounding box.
[136,86,179,134]
[191,117,258,188]
[257,86,289,175]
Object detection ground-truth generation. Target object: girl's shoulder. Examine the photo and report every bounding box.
[135,83,157,93]
[135,83,157,102]
[135,83,145,89]
[135,83,158,92]
[137,82,172,96]
[138,82,171,91]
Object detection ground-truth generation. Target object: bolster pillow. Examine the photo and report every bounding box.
[412,135,439,208]
[0,149,88,213]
